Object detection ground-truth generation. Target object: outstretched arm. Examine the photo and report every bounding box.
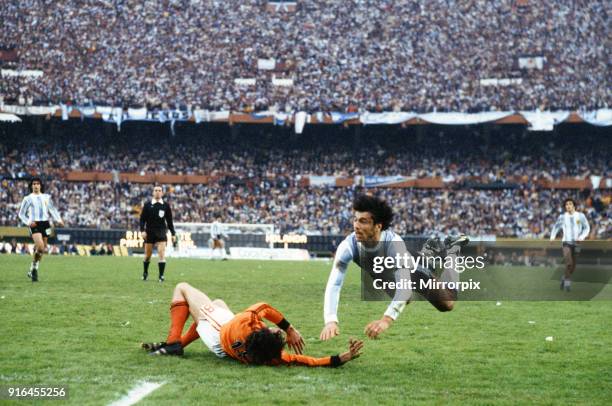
[280,338,364,367]
[321,238,354,340]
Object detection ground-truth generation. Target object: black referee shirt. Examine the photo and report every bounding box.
[139,200,176,235]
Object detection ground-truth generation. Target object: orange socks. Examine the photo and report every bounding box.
[166,301,189,344]
[180,322,200,348]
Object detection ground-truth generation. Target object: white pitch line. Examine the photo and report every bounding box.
[108,381,166,406]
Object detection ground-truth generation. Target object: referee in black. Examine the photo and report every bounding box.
[140,185,176,282]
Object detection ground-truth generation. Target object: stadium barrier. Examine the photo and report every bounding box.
[1,227,610,265]
[20,171,612,190]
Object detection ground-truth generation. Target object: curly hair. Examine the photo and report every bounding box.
[244,328,285,365]
[353,194,394,230]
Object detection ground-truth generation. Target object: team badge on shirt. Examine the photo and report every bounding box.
[158,210,165,218]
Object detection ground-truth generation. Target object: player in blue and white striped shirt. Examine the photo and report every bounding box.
[550,198,590,291]
[208,219,228,260]
[17,178,64,282]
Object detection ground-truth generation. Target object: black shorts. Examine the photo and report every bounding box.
[144,229,167,244]
[562,242,577,257]
[30,221,52,237]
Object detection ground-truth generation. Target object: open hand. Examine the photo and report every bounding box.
[285,326,305,354]
[339,338,364,364]
[364,316,393,339]
[319,321,339,341]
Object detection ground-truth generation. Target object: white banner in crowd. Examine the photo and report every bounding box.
[590,176,602,190]
[480,78,523,86]
[1,105,57,115]
[419,111,512,125]
[308,176,336,186]
[0,112,21,122]
[193,110,230,123]
[330,112,359,123]
[518,56,546,70]
[257,58,276,70]
[520,111,570,131]
[1,104,611,131]
[127,107,147,120]
[579,109,612,127]
[361,175,415,188]
[360,112,416,125]
[294,111,309,134]
[271,76,293,87]
[1,69,44,78]
[234,78,256,86]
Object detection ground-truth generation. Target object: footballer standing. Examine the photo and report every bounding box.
[550,198,590,291]
[18,177,64,282]
[140,185,176,282]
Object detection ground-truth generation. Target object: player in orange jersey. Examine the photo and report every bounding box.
[142,282,363,367]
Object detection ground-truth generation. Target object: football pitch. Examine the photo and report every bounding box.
[1,256,611,405]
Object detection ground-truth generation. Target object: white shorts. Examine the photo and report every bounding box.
[196,305,235,358]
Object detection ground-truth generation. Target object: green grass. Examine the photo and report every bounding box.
[0,255,611,405]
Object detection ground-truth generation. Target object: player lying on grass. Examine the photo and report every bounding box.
[142,282,363,367]
[321,194,469,341]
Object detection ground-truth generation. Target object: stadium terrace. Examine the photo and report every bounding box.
[1,1,609,113]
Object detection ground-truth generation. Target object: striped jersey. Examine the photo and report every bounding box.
[550,212,590,243]
[324,230,413,325]
[210,221,224,238]
[18,193,62,225]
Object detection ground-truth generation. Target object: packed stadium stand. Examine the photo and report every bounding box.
[0,1,609,242]
[1,119,610,238]
[1,0,609,111]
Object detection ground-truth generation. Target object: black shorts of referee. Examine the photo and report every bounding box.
[145,228,168,244]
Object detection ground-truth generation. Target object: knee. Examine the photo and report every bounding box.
[437,300,454,312]
[175,282,190,291]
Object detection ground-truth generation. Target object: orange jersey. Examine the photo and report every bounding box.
[220,302,335,367]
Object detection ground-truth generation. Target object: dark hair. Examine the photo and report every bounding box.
[28,177,44,193]
[563,198,576,208]
[244,328,285,365]
[353,194,394,230]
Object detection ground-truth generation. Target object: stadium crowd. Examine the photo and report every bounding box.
[1,0,609,112]
[1,178,610,239]
[1,129,609,181]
